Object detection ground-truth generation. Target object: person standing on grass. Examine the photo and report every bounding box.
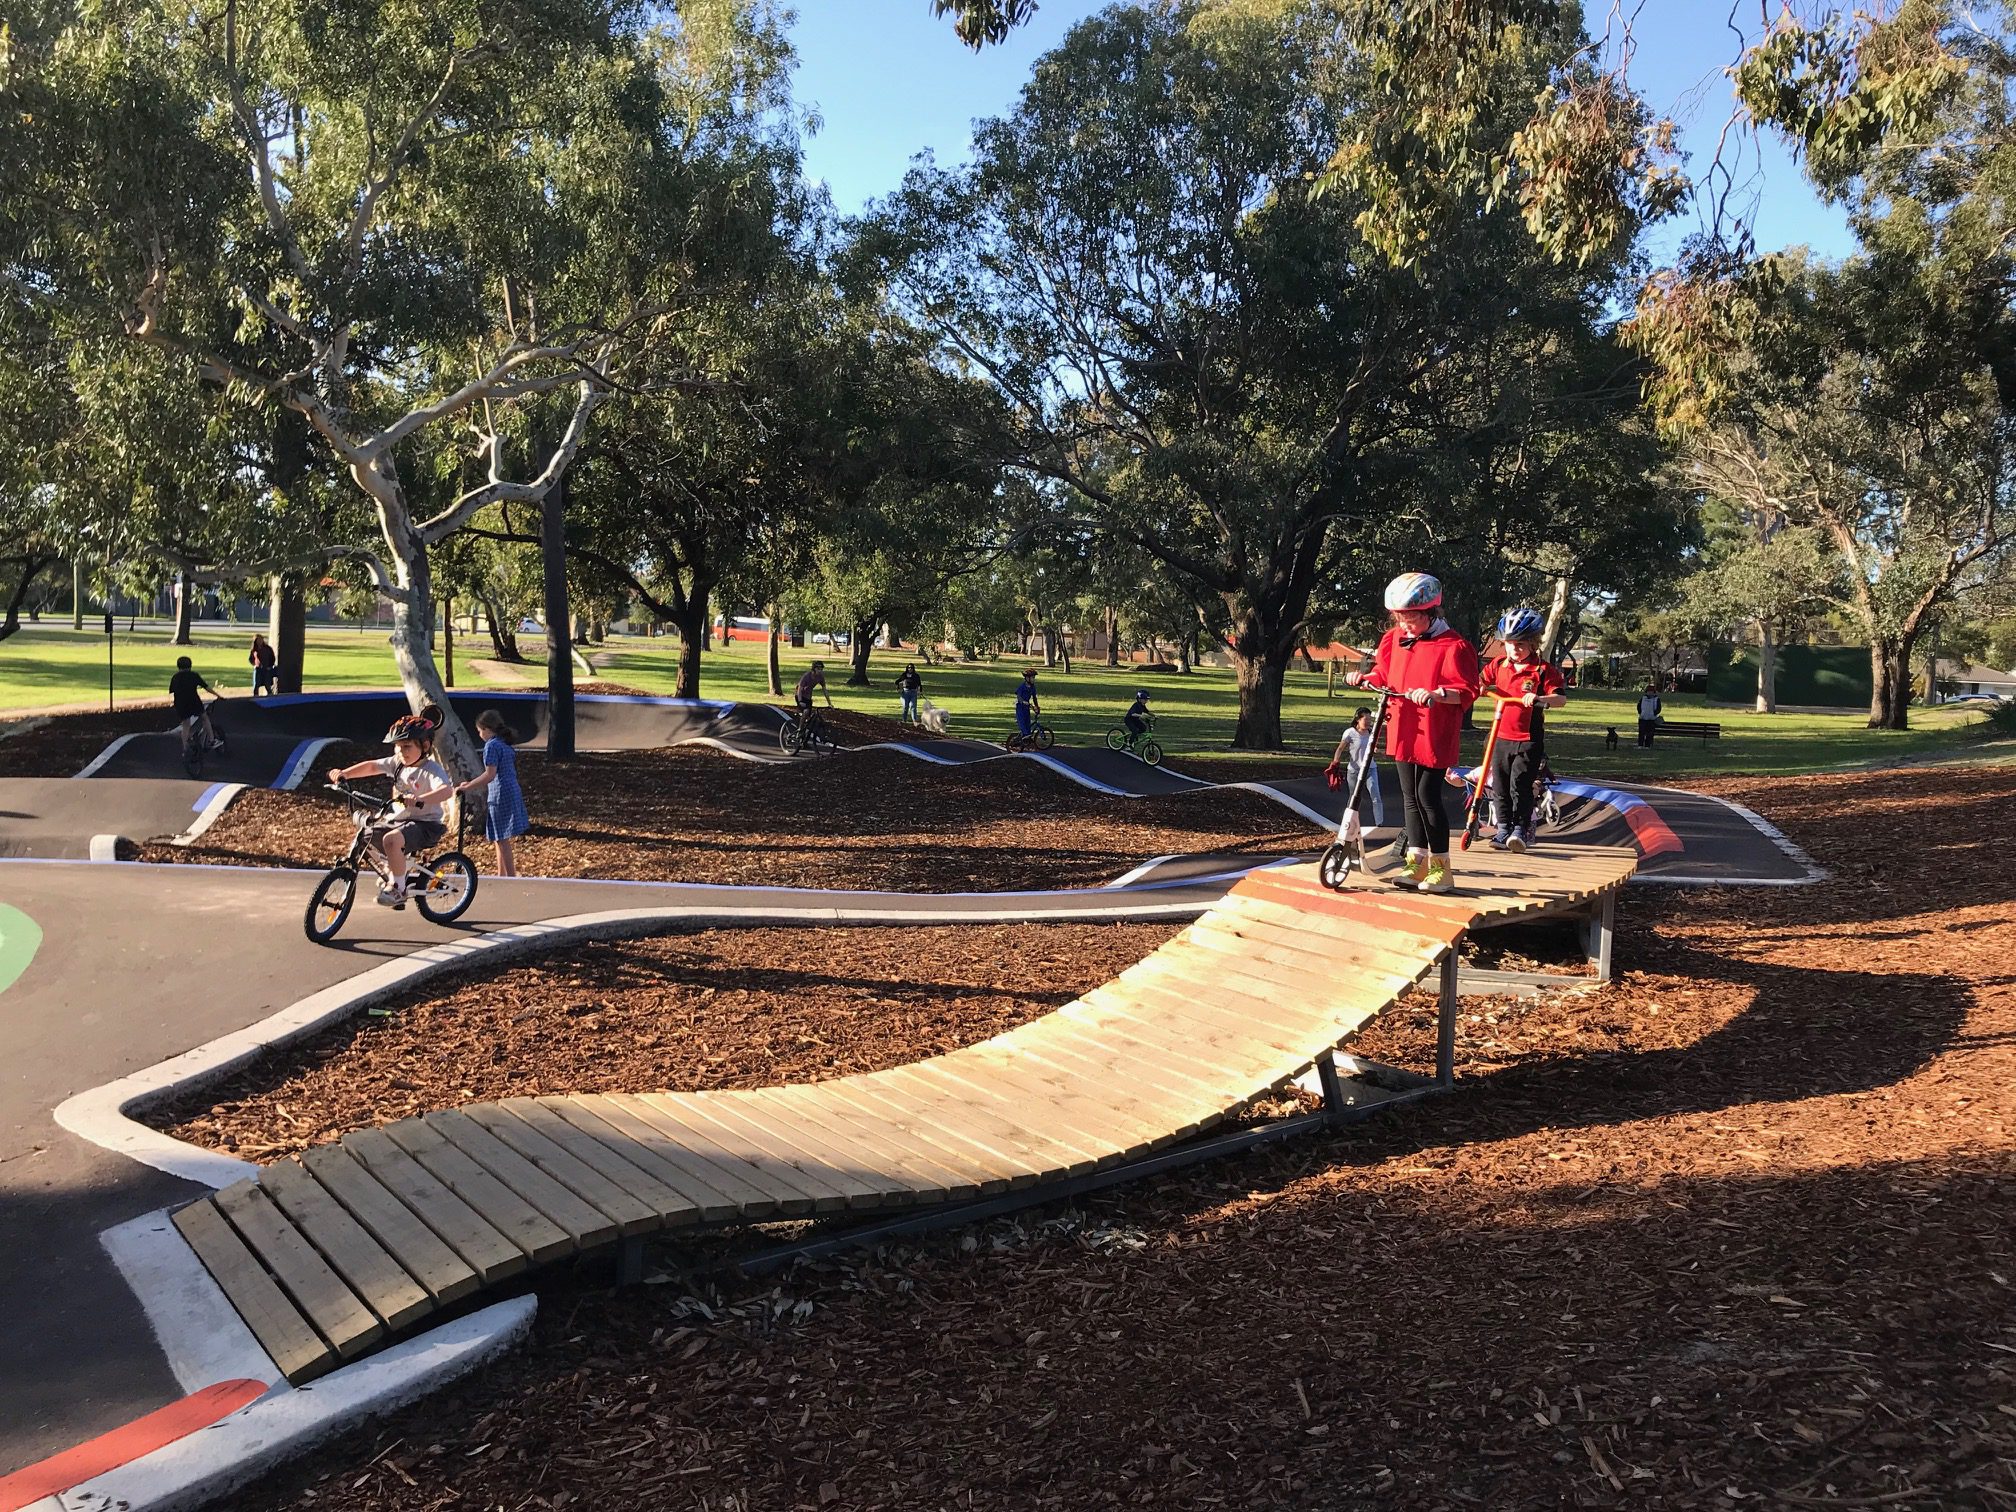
[1637,684,1663,747]
[1345,572,1478,895]
[454,709,528,877]
[248,633,276,698]
[897,663,923,725]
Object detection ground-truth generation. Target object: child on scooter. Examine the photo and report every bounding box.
[1480,608,1567,853]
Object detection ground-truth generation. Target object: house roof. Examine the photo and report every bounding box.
[1936,659,2016,688]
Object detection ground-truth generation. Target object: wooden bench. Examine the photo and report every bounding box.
[1654,719,1721,744]
[176,847,1640,1384]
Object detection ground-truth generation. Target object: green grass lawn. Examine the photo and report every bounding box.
[5,623,1995,777]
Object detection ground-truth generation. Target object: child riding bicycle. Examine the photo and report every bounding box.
[1122,688,1152,743]
[169,656,221,754]
[1015,668,1040,739]
[326,705,454,908]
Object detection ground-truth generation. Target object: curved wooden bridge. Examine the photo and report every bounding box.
[173,847,1637,1383]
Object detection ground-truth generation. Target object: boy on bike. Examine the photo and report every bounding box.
[169,656,220,755]
[1123,688,1151,743]
[1015,668,1040,740]
[1480,608,1567,853]
[327,707,453,908]
[795,660,832,718]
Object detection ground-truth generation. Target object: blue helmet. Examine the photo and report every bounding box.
[1496,607,1546,642]
[1383,572,1442,611]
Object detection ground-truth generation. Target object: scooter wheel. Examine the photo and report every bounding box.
[1318,843,1355,892]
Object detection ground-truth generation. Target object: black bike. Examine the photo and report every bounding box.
[304,781,479,943]
[779,707,838,756]
[1005,722,1055,752]
[180,697,228,778]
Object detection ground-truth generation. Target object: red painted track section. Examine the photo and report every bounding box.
[0,1378,266,1510]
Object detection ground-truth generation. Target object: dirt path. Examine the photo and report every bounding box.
[202,765,2016,1511]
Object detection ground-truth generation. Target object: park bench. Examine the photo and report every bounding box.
[1654,718,1721,744]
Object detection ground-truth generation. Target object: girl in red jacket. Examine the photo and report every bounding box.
[1347,571,1479,894]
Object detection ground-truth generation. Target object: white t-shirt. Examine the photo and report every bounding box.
[375,754,452,817]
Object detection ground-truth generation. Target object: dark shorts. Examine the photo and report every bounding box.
[368,818,446,853]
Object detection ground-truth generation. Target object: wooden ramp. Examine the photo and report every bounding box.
[175,848,1636,1383]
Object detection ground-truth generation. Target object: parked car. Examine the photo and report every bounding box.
[1948,691,2011,704]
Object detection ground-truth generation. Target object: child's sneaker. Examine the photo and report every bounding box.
[1516,824,1537,851]
[1489,825,1513,849]
[375,883,407,908]
[1417,860,1455,894]
[1382,835,1412,870]
[1396,850,1429,885]
[1503,826,1528,854]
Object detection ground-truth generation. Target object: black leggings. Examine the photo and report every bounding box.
[1490,738,1543,828]
[1395,760,1450,855]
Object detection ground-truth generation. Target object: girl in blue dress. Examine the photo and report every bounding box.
[454,709,530,876]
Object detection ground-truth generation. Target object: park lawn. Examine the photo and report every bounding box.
[589,637,1996,779]
[0,624,520,711]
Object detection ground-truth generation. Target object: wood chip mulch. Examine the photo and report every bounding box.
[201,764,2016,1512]
[137,743,1316,891]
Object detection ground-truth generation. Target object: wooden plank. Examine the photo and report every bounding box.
[262,1158,433,1331]
[545,1097,748,1222]
[213,1180,384,1359]
[624,1094,827,1214]
[1123,954,1354,1058]
[1237,870,1474,934]
[380,1119,574,1264]
[1088,977,1337,1094]
[497,1099,698,1226]
[1186,908,1431,978]
[737,1086,973,1202]
[1217,895,1454,975]
[904,1054,1166,1166]
[816,1075,1049,1189]
[463,1104,664,1236]
[980,1031,1220,1144]
[986,1014,1229,1108]
[173,1199,336,1385]
[657,1094,890,1211]
[866,1064,1094,1179]
[298,1145,478,1307]
[958,1032,1198,1144]
[1166,925,1413,1000]
[327,1131,525,1285]
[423,1109,623,1248]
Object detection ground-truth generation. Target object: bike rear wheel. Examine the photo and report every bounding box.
[181,740,203,778]
[415,852,478,924]
[305,866,357,942]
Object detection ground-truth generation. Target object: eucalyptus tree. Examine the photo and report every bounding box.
[853,2,1675,746]
[6,1,791,771]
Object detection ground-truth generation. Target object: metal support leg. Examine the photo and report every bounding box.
[617,1235,645,1286]
[1583,890,1615,984]
[1315,1050,1348,1128]
[1436,950,1459,1088]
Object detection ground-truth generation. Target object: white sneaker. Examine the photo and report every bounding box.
[375,884,406,908]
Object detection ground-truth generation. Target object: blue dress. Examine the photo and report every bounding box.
[480,736,529,840]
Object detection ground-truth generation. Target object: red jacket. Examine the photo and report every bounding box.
[1480,655,1566,742]
[1369,624,1479,768]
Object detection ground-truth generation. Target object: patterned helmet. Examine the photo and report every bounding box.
[1383,572,1442,612]
[1496,607,1546,641]
[384,711,438,744]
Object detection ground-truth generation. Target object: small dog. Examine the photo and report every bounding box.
[1604,726,1619,751]
[917,698,948,735]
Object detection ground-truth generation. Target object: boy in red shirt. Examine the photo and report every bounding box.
[1480,607,1567,853]
[1346,571,1479,894]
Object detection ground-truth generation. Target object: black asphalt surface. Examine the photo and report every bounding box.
[0,779,221,859]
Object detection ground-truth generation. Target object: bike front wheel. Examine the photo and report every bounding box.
[1140,739,1162,766]
[415,852,478,924]
[305,866,357,943]
[1033,725,1055,751]
[779,719,803,756]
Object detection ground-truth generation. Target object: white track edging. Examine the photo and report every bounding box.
[53,1298,536,1512]
[171,784,249,846]
[101,1210,274,1394]
[72,731,152,779]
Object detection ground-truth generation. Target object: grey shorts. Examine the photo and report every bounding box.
[368,818,446,853]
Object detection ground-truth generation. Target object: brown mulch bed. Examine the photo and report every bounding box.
[209,765,2016,1511]
[150,922,1181,1161]
[138,744,1316,890]
[0,703,181,777]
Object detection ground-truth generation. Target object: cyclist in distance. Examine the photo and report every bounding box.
[1123,687,1151,741]
[795,660,833,718]
[1015,668,1041,741]
[169,655,220,754]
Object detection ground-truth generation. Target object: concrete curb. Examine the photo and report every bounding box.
[52,1299,536,1512]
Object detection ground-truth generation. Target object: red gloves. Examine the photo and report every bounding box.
[1324,762,1343,792]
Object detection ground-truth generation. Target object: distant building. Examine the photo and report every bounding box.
[1934,659,2016,699]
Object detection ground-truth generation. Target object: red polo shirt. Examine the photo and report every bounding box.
[1369,625,1479,768]
[1481,656,1567,742]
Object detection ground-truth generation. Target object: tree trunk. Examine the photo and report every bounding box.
[1296,641,1318,672]
[542,470,575,760]
[672,585,711,699]
[767,604,784,697]
[0,558,50,642]
[1868,636,1913,731]
[442,599,455,688]
[172,571,194,644]
[269,574,306,694]
[72,559,83,631]
[848,618,876,686]
[1041,625,1058,667]
[1540,575,1572,660]
[1755,621,1777,715]
[1104,605,1119,667]
[1231,648,1287,747]
[387,558,479,780]
[477,593,512,660]
[1178,628,1193,675]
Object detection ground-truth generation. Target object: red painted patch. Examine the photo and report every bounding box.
[1624,805,1685,857]
[0,1378,267,1510]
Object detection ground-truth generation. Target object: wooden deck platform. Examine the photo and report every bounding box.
[175,847,1637,1383]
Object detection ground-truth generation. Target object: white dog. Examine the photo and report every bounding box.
[917,697,948,735]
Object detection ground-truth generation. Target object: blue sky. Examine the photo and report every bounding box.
[788,0,1856,265]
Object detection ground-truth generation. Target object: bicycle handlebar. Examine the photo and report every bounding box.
[325,781,395,814]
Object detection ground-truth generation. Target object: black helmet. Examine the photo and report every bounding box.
[1135,689,1150,699]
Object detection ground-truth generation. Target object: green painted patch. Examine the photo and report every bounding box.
[0,904,43,996]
